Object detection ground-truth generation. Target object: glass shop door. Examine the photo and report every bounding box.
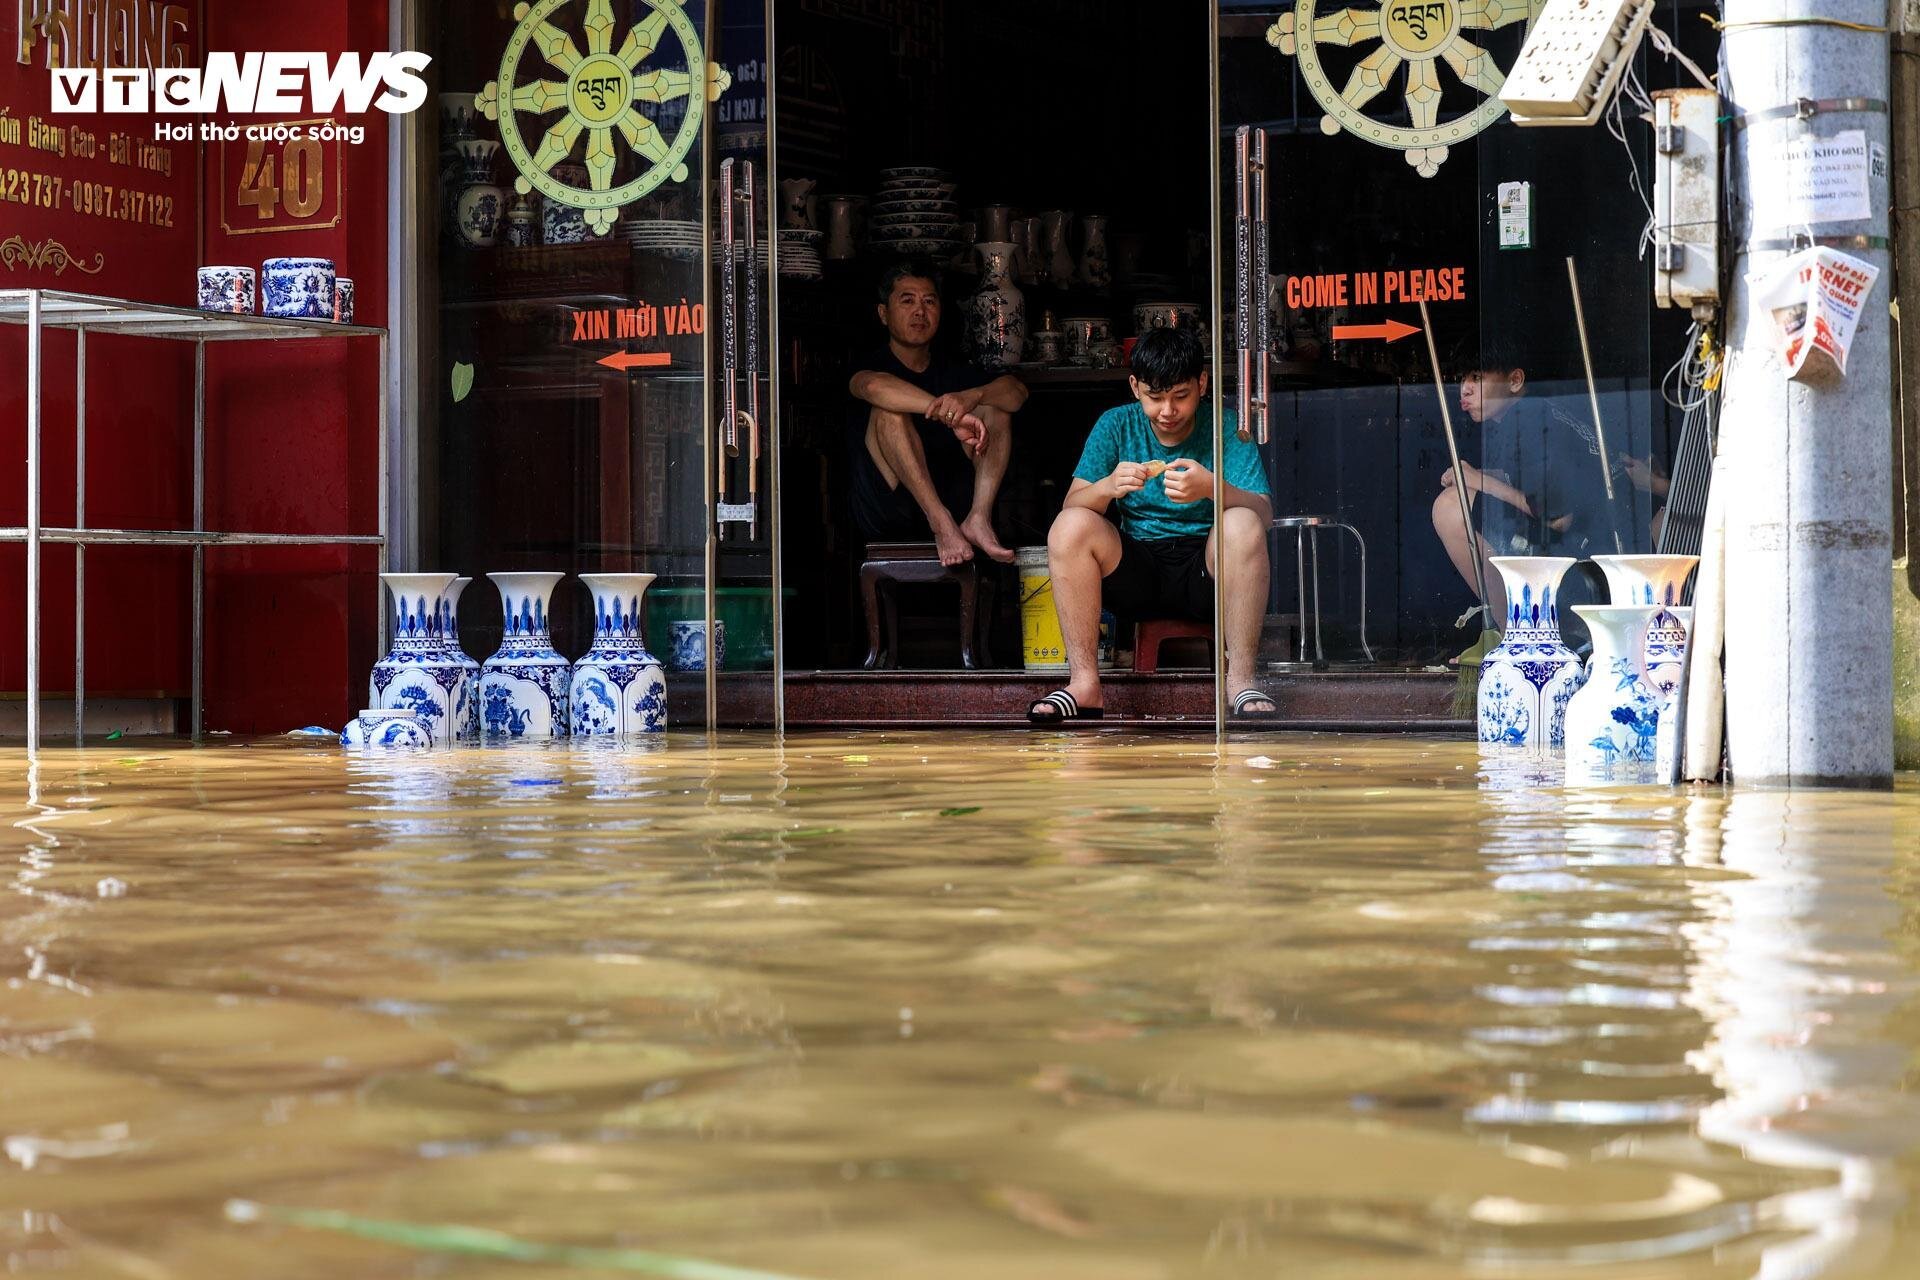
[428,0,782,731]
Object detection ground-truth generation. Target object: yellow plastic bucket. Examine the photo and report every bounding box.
[1019,546,1114,670]
[1018,547,1067,671]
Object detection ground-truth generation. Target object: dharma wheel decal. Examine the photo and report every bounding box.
[1267,0,1539,177]
[479,0,731,236]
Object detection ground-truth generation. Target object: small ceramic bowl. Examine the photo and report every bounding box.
[668,620,727,672]
[196,266,255,314]
[340,708,433,749]
[261,257,336,319]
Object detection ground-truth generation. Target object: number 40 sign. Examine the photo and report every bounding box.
[217,119,345,236]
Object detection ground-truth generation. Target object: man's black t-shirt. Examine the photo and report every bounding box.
[845,344,986,540]
[1478,395,1630,556]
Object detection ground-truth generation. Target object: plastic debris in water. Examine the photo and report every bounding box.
[285,726,336,737]
[96,878,128,898]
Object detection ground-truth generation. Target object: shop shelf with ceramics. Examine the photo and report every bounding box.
[1590,554,1699,696]
[1476,556,1586,750]
[479,572,571,739]
[570,574,668,737]
[369,573,467,747]
[1564,605,1664,785]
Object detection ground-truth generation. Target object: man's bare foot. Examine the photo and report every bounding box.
[933,521,975,566]
[960,513,1017,563]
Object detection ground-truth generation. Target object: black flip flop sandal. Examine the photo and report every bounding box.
[1027,689,1105,725]
[1232,688,1279,718]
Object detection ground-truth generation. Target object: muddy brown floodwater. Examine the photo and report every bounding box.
[3,732,1919,1279]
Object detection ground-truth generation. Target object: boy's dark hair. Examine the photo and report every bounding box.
[877,259,943,303]
[1130,326,1208,392]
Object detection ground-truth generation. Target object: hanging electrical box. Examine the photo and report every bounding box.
[1500,0,1656,126]
[1652,88,1721,310]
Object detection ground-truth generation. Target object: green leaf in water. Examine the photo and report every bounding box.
[451,361,476,403]
[105,730,123,740]
[785,827,842,839]
[938,806,981,817]
[224,1201,816,1280]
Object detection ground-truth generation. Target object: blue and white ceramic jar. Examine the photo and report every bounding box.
[340,708,433,749]
[480,571,570,738]
[1564,605,1664,785]
[261,257,336,319]
[441,575,483,739]
[196,265,255,313]
[454,140,504,249]
[570,573,668,736]
[1591,554,1698,697]
[333,277,356,324]
[542,162,590,244]
[1477,556,1586,750]
[669,619,726,672]
[369,572,466,747]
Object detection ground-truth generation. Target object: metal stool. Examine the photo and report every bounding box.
[1270,516,1375,663]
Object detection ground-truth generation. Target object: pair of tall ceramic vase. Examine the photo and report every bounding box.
[1475,554,1697,783]
[369,572,666,744]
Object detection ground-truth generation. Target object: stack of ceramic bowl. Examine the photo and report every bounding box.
[619,219,702,261]
[778,229,824,279]
[869,166,957,260]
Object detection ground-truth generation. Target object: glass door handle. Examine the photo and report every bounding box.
[717,159,739,542]
[1233,126,1253,444]
[1250,127,1271,447]
[741,161,762,541]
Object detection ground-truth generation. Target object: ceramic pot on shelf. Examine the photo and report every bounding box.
[261,257,335,319]
[369,572,464,747]
[570,573,668,737]
[480,572,570,739]
[1563,605,1664,784]
[962,241,1026,372]
[1061,316,1112,367]
[1590,553,1699,696]
[1475,556,1587,750]
[978,204,1014,244]
[453,139,504,249]
[543,162,590,244]
[779,177,817,230]
[1041,210,1074,289]
[196,266,255,314]
[822,195,862,260]
[1016,215,1044,285]
[669,620,726,672]
[1077,213,1111,291]
[442,576,483,739]
[504,195,537,247]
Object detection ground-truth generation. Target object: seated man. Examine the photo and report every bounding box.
[1034,327,1275,723]
[1432,351,1629,620]
[847,260,1028,566]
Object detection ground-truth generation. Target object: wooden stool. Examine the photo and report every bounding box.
[1133,618,1213,672]
[860,542,992,670]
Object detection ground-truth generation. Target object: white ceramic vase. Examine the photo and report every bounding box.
[570,574,668,737]
[962,241,1026,372]
[1476,556,1587,749]
[443,576,483,739]
[1591,554,1699,696]
[1078,213,1110,291]
[1563,605,1664,784]
[369,572,465,747]
[480,572,570,739]
[1041,211,1074,289]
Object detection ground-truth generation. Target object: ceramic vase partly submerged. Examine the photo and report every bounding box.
[443,576,483,739]
[1591,554,1698,696]
[370,572,465,747]
[1564,605,1664,784]
[570,574,668,737]
[480,572,570,739]
[1476,556,1586,749]
[341,708,433,749]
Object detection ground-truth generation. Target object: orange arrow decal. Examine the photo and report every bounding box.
[1331,319,1421,343]
[597,351,672,372]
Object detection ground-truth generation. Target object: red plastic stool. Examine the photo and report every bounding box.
[1133,619,1214,673]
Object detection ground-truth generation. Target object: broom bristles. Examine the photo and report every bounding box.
[1450,627,1501,720]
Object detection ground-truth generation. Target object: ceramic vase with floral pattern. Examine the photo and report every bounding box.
[480,572,570,738]
[369,572,465,747]
[569,574,668,737]
[1564,605,1664,784]
[1476,556,1586,749]
[962,241,1026,372]
[442,576,483,739]
[1591,554,1698,696]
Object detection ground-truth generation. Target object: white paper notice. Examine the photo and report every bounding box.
[1746,246,1882,380]
[1497,181,1531,249]
[1750,129,1873,229]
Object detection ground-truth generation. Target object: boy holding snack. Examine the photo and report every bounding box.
[1031,327,1276,723]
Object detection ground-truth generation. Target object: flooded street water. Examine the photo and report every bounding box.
[4,733,1918,1279]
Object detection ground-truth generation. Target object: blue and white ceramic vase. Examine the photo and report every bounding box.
[1564,605,1664,785]
[369,572,464,747]
[341,708,433,749]
[442,575,483,740]
[1476,556,1586,749]
[196,266,255,313]
[1653,606,1694,780]
[570,573,668,737]
[1591,554,1698,697]
[480,571,570,739]
[454,140,504,249]
[261,257,336,318]
[669,619,726,672]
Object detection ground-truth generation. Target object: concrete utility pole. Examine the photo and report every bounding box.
[1721,0,1896,786]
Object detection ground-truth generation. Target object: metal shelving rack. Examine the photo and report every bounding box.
[2,288,388,751]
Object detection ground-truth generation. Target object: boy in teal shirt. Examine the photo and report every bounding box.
[1030,328,1275,723]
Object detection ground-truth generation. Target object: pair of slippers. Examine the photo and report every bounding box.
[1025,688,1277,724]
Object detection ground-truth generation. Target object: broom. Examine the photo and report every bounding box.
[1416,298,1500,718]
